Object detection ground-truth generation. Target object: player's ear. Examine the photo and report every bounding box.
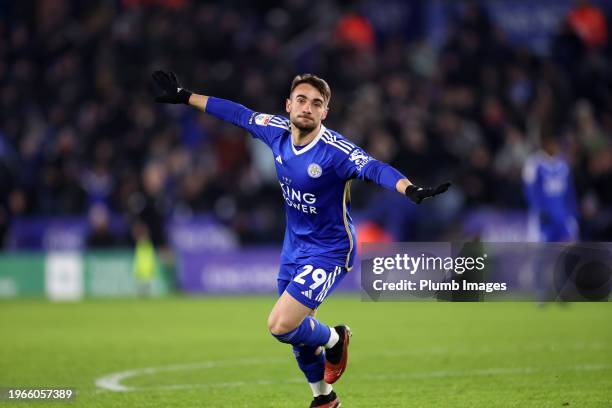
[285,98,291,113]
[321,105,329,120]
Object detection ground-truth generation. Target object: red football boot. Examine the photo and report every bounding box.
[324,325,352,384]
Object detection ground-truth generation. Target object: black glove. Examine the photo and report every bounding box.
[152,70,192,104]
[405,182,451,204]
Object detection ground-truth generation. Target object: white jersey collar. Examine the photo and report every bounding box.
[291,124,326,156]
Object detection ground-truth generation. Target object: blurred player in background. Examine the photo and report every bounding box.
[523,133,579,301]
[523,133,579,242]
[153,70,450,407]
[132,221,156,297]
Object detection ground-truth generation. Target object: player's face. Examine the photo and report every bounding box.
[286,84,328,132]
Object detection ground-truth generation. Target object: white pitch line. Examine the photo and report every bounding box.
[95,357,287,392]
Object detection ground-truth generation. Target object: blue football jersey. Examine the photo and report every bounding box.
[523,152,578,241]
[205,97,405,270]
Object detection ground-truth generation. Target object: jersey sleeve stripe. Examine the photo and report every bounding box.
[322,134,351,154]
[271,116,291,127]
[322,138,350,154]
[269,122,289,130]
[335,138,355,151]
[323,131,355,151]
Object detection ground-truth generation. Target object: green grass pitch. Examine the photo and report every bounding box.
[1,296,611,407]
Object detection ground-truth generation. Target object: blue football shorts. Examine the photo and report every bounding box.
[277,259,348,310]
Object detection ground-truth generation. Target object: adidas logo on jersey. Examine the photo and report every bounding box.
[301,290,313,299]
[276,155,283,165]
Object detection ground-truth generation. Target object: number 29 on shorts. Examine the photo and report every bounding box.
[293,265,328,289]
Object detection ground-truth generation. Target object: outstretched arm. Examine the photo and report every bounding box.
[152,70,241,120]
[336,144,450,204]
[403,180,451,204]
[152,70,282,146]
[360,160,451,204]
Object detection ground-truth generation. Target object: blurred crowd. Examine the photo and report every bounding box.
[0,0,611,248]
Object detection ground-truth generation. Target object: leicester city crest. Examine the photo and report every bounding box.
[307,163,322,178]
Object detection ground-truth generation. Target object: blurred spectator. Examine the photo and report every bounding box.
[334,12,375,51]
[128,161,170,248]
[86,203,121,248]
[574,100,609,155]
[493,125,531,207]
[568,0,608,49]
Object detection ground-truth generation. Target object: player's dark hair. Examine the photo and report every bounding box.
[290,74,331,104]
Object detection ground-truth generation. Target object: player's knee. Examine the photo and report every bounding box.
[267,315,297,338]
[267,319,291,336]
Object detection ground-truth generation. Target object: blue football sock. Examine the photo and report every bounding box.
[292,345,325,383]
[272,316,331,347]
